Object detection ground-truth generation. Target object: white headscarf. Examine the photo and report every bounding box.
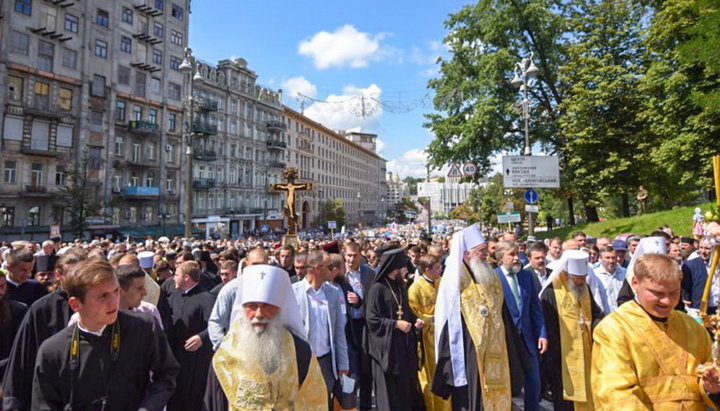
[434,224,485,387]
[230,264,307,340]
[625,236,667,287]
[540,250,589,295]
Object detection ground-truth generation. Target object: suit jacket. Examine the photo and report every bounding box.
[292,280,349,379]
[682,257,711,308]
[496,267,547,357]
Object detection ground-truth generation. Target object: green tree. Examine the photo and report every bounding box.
[402,177,422,195]
[315,199,346,231]
[52,157,102,239]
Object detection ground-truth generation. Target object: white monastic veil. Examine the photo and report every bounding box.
[625,236,667,287]
[434,224,486,387]
[229,264,307,340]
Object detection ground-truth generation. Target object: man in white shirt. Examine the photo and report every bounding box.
[292,251,349,409]
[589,245,627,314]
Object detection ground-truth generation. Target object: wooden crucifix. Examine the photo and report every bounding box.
[269,167,313,237]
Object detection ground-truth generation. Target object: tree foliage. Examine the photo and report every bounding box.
[316,199,346,231]
[52,156,102,239]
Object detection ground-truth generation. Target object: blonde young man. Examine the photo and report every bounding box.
[592,253,720,409]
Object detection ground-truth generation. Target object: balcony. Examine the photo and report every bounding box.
[266,121,287,133]
[265,160,286,169]
[20,185,51,197]
[134,2,164,17]
[193,148,217,162]
[126,157,156,167]
[266,140,287,150]
[128,121,160,135]
[122,186,160,198]
[193,178,216,189]
[193,122,218,135]
[198,99,218,112]
[21,146,59,157]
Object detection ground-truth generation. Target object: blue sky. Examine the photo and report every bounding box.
[188,0,473,178]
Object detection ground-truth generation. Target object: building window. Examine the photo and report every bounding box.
[147,144,156,160]
[155,0,164,10]
[96,9,109,27]
[34,81,50,110]
[166,177,174,192]
[61,48,77,69]
[30,163,44,187]
[132,144,141,163]
[8,76,23,102]
[118,66,131,85]
[15,0,31,15]
[10,31,30,55]
[169,82,181,100]
[95,39,108,58]
[120,36,132,53]
[171,4,183,20]
[59,88,72,111]
[168,113,177,131]
[55,165,66,187]
[64,14,78,32]
[1,206,15,227]
[122,7,133,24]
[153,49,163,64]
[133,106,142,121]
[28,207,40,226]
[36,41,54,72]
[170,30,183,46]
[116,101,126,121]
[135,72,146,98]
[151,77,161,94]
[167,145,175,162]
[91,74,106,97]
[115,136,124,156]
[148,108,158,124]
[3,161,17,184]
[169,56,181,71]
[154,22,164,37]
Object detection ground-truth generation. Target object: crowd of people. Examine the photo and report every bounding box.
[0,222,719,410]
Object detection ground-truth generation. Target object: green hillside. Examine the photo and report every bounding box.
[537,203,714,240]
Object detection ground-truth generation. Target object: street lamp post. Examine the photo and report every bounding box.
[511,53,540,236]
[179,48,204,239]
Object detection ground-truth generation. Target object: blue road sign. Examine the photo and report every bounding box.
[524,189,539,204]
[260,224,269,233]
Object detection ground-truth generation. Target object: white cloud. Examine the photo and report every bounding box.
[303,83,383,131]
[281,76,318,99]
[298,25,388,69]
[376,138,385,153]
[410,40,450,77]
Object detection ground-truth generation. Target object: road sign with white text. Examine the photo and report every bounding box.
[502,156,560,188]
[328,220,337,229]
[497,212,522,224]
[525,205,539,213]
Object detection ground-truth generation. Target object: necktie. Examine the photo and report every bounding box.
[507,273,522,310]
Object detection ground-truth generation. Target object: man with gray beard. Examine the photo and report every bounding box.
[203,265,327,410]
[540,250,603,410]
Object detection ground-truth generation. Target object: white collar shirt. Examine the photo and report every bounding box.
[304,282,331,357]
[590,265,626,314]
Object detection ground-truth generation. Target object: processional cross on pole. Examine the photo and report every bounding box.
[269,167,313,245]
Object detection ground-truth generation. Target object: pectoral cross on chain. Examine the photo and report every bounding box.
[396,307,404,320]
[578,312,587,333]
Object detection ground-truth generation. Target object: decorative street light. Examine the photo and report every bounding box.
[511,53,540,236]
[179,47,204,239]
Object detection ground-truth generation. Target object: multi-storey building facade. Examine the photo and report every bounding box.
[386,171,408,206]
[284,107,388,228]
[187,57,285,238]
[1,0,190,239]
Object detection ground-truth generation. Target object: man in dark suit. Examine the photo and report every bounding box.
[343,241,375,411]
[682,238,715,313]
[524,242,552,294]
[495,240,547,411]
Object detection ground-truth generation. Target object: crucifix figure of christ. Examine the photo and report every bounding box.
[269,167,313,237]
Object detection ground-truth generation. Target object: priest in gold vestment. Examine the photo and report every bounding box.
[432,224,527,411]
[540,250,604,410]
[592,253,720,410]
[409,254,451,411]
[204,265,327,411]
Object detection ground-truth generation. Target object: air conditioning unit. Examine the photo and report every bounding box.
[165,144,172,152]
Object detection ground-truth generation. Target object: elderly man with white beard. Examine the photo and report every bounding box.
[203,265,327,410]
[540,250,604,410]
[432,225,528,410]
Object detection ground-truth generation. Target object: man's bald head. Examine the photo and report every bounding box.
[118,254,140,266]
[562,239,579,251]
[246,247,269,266]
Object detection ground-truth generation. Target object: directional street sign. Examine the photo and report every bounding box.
[447,163,462,178]
[502,156,560,188]
[327,220,337,229]
[524,189,539,204]
[525,205,539,213]
[497,212,521,224]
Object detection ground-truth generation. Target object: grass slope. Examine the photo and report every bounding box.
[537,203,714,240]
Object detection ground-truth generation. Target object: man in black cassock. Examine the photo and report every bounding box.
[5,247,47,306]
[166,260,216,411]
[0,272,27,378]
[2,251,83,411]
[32,259,179,410]
[364,247,425,411]
[432,225,528,411]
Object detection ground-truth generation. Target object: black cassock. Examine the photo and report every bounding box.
[7,279,48,306]
[166,285,216,411]
[364,279,425,411]
[2,288,71,411]
[32,310,179,411]
[432,304,528,411]
[0,300,28,377]
[540,284,603,410]
[202,331,313,411]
